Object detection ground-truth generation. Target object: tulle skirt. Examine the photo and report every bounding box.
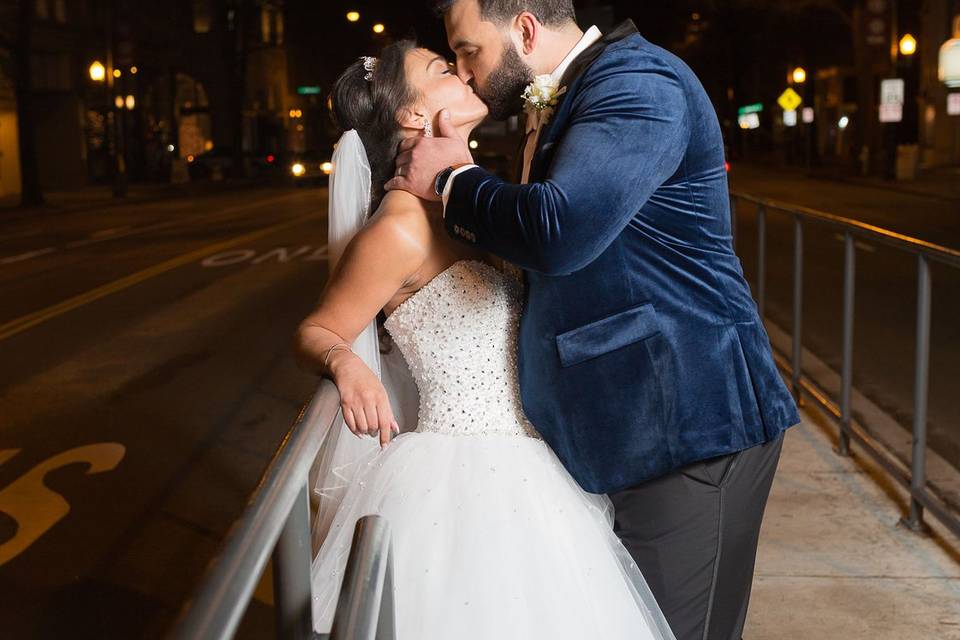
[311,431,676,640]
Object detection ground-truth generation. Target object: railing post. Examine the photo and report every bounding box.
[903,254,932,533]
[838,232,855,456]
[273,483,315,639]
[756,205,767,317]
[791,215,803,402]
[331,516,396,640]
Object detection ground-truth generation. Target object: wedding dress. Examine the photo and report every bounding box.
[310,258,675,639]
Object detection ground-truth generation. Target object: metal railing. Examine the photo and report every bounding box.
[170,380,398,640]
[730,190,960,538]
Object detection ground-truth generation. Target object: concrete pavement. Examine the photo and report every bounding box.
[748,404,960,639]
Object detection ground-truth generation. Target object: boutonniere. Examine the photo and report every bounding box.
[522,74,567,129]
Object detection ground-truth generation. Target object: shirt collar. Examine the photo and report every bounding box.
[550,25,602,82]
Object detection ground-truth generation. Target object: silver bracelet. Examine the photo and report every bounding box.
[323,343,352,367]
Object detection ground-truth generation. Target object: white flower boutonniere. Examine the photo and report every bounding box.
[522,74,567,129]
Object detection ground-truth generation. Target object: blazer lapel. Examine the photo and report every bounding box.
[526,20,641,182]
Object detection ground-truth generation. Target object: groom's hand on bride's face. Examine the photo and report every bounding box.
[385,109,473,203]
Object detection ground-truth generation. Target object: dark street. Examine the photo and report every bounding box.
[0,186,328,637]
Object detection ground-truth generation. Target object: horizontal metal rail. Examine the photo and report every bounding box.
[730,191,960,268]
[171,380,341,640]
[729,191,959,538]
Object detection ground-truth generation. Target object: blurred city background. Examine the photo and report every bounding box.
[0,1,958,638]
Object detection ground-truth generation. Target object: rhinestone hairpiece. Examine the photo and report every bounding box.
[361,56,377,81]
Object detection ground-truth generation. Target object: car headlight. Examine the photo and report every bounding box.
[291,162,305,177]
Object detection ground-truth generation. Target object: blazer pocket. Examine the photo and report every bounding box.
[555,303,661,368]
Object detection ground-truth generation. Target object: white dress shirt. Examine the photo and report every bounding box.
[442,26,603,215]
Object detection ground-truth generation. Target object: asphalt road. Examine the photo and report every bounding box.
[729,164,960,472]
[0,186,331,638]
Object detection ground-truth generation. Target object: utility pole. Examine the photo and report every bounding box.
[106,0,127,197]
[14,0,43,206]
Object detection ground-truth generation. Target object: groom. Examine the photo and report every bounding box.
[387,2,799,638]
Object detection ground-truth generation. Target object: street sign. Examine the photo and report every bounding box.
[863,0,890,47]
[737,113,760,130]
[778,88,802,112]
[948,93,960,116]
[297,86,321,95]
[879,103,903,123]
[880,78,905,105]
[802,107,815,123]
[738,103,763,116]
[783,110,797,127]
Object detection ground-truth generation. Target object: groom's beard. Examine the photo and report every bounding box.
[476,43,534,121]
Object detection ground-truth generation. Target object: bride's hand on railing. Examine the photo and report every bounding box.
[328,350,400,448]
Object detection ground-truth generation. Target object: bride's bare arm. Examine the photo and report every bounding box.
[295,205,430,446]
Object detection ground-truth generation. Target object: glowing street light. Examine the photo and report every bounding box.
[792,67,807,84]
[346,11,360,22]
[113,68,121,78]
[372,23,385,34]
[130,66,138,75]
[89,61,106,82]
[468,139,479,149]
[114,95,124,109]
[838,115,850,130]
[125,94,136,110]
[900,33,917,56]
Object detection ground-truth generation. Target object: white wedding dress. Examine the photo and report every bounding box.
[311,259,675,640]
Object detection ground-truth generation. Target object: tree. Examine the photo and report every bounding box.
[0,0,44,207]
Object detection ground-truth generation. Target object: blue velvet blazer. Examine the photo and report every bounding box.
[443,22,799,494]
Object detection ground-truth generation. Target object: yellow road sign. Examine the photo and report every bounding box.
[778,87,803,112]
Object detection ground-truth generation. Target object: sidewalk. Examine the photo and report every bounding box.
[747,404,960,639]
[808,164,960,203]
[734,158,960,204]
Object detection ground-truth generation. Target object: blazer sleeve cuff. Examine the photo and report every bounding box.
[441,164,479,219]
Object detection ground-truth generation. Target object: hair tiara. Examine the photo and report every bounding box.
[361,56,377,81]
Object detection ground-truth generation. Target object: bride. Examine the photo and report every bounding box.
[295,40,675,640]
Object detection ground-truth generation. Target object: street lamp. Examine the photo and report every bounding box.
[112,68,121,78]
[940,18,960,88]
[89,61,106,82]
[372,23,385,34]
[346,11,360,22]
[124,94,135,110]
[114,95,124,109]
[792,67,807,84]
[899,34,917,57]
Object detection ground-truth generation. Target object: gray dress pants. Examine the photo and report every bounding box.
[609,433,784,640]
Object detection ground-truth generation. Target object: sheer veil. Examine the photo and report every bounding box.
[310,129,419,547]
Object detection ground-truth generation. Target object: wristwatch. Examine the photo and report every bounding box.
[434,166,455,198]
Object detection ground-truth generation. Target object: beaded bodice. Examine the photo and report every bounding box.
[383,260,539,439]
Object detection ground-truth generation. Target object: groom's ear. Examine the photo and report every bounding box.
[512,11,540,56]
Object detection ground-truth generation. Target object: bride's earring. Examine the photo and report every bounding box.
[423,118,434,138]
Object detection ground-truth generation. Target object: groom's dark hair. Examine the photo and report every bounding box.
[433,0,575,27]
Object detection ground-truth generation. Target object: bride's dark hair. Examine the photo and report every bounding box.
[329,40,419,211]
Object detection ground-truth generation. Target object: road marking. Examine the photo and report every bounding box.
[0,214,315,342]
[251,245,314,264]
[0,443,126,567]
[0,247,56,264]
[202,245,327,268]
[91,225,133,238]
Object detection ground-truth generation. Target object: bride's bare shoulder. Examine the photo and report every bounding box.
[363,190,434,249]
[339,190,434,279]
